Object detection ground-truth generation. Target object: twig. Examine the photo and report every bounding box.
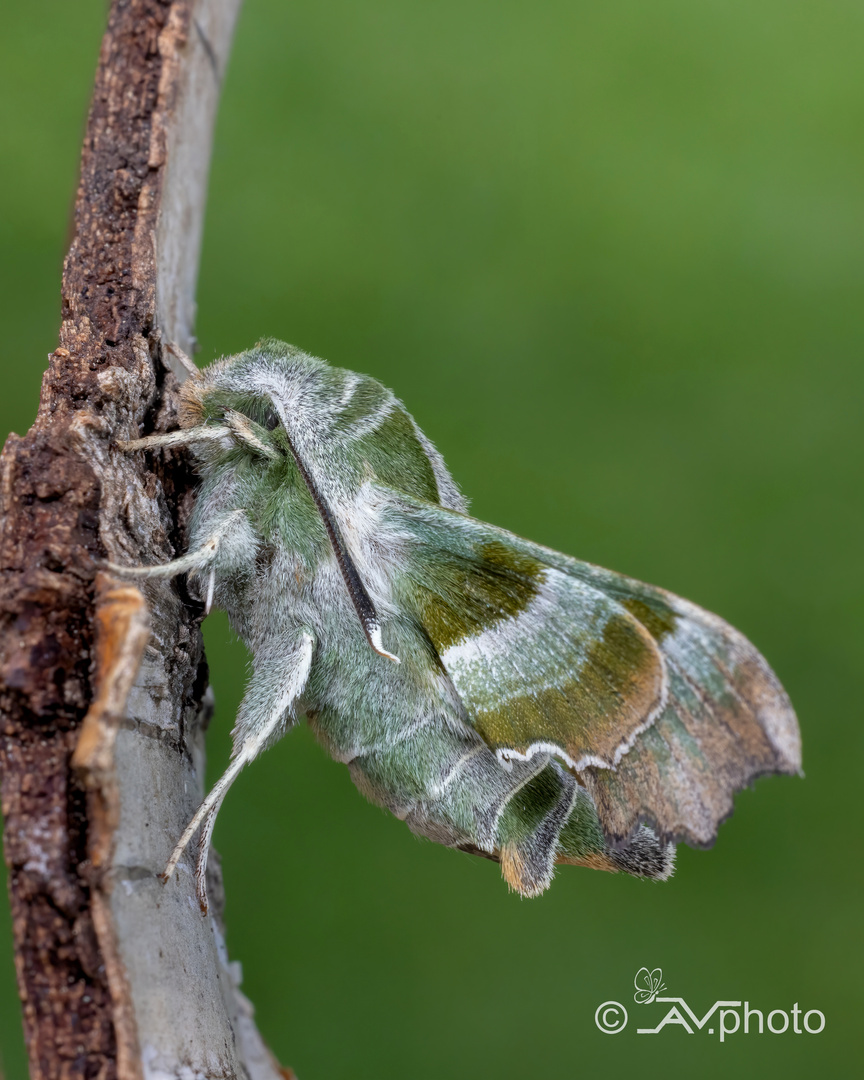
[0,2,288,1076]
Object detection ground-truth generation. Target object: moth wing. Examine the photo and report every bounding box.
[375,486,800,848]
[379,489,667,772]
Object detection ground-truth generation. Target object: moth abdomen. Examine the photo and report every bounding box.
[343,712,673,897]
[603,827,676,879]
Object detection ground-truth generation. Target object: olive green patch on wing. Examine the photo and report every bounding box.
[412,541,544,653]
[511,557,800,844]
[621,596,677,642]
[582,597,801,847]
[459,596,667,770]
[379,488,668,770]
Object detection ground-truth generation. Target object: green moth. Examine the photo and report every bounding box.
[114,339,801,911]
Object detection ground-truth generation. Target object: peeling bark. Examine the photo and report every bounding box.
[0,2,287,1077]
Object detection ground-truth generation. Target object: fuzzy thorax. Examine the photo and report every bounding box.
[178,368,207,428]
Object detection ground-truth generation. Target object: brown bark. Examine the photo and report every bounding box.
[0,2,281,1077]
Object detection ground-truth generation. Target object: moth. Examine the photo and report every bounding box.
[114,339,801,911]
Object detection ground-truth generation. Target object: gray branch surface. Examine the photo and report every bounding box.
[0,2,288,1077]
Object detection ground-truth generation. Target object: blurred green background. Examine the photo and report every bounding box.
[1,1,861,1076]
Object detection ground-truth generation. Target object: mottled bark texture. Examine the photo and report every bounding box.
[0,2,286,1077]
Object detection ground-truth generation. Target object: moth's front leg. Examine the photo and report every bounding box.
[104,508,249,613]
[163,630,316,914]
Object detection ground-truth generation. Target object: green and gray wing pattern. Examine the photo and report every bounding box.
[378,485,800,849]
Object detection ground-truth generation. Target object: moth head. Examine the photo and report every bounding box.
[175,338,447,504]
[177,338,394,461]
[179,367,285,464]
[179,379,281,435]
[178,339,349,463]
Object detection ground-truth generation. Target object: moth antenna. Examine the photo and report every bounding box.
[164,340,198,376]
[223,409,280,460]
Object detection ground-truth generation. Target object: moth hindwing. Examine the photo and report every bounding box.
[113,338,800,906]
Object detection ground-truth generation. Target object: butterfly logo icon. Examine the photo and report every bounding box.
[633,967,667,1004]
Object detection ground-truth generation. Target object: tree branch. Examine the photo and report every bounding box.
[0,2,287,1076]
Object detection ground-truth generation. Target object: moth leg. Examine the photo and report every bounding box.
[161,752,247,911]
[116,425,231,452]
[204,565,216,614]
[163,339,198,376]
[104,509,246,579]
[161,630,316,914]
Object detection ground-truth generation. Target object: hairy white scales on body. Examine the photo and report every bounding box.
[318,371,362,428]
[336,484,406,616]
[334,397,397,443]
[248,364,393,455]
[317,705,452,766]
[423,744,488,800]
[407,418,468,513]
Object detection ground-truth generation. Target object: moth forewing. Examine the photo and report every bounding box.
[113,338,799,907]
